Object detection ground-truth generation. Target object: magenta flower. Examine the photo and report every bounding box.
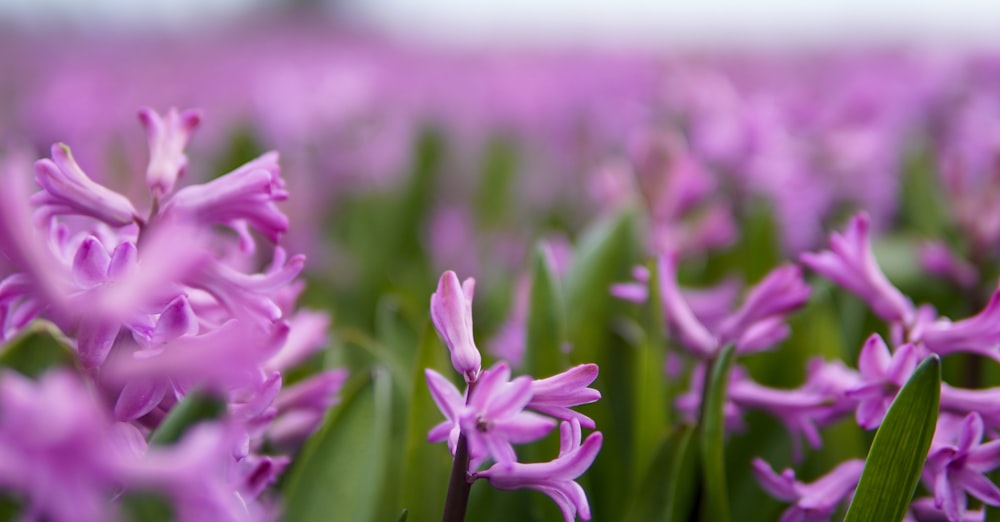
[31,144,140,227]
[161,151,288,245]
[528,364,602,429]
[475,419,603,522]
[920,288,1000,363]
[752,457,865,522]
[426,362,555,469]
[845,335,920,429]
[430,270,482,383]
[138,106,202,197]
[800,212,914,324]
[925,413,1000,522]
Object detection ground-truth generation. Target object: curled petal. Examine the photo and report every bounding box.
[31,144,139,227]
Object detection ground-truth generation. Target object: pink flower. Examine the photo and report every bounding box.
[430,270,482,383]
[753,457,865,522]
[476,419,602,522]
[138,107,202,197]
[925,413,1000,522]
[801,212,914,324]
[32,144,139,227]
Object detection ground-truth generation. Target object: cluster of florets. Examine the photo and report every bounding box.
[425,270,603,522]
[0,108,345,521]
[618,212,1000,522]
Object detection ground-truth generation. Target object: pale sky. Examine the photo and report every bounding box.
[3,0,1000,49]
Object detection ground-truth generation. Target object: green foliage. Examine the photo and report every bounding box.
[845,355,941,522]
[0,321,76,377]
[283,368,393,522]
[699,345,735,522]
[148,391,227,446]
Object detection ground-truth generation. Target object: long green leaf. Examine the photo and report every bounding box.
[0,321,76,377]
[400,323,454,522]
[148,391,226,446]
[525,242,567,378]
[622,425,700,522]
[700,344,735,522]
[630,259,669,485]
[845,355,941,522]
[283,367,393,522]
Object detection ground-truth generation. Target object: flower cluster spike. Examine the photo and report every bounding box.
[0,107,344,520]
[426,270,603,521]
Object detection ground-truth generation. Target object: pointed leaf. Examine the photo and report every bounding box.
[845,355,941,522]
[0,320,76,377]
[700,344,735,522]
[400,322,454,522]
[525,241,567,378]
[631,259,669,485]
[283,367,393,522]
[148,391,226,446]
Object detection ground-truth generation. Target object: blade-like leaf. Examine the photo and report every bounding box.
[400,323,454,522]
[525,241,567,379]
[622,424,700,522]
[631,259,669,485]
[700,344,735,522]
[845,355,941,522]
[0,321,76,377]
[148,391,226,446]
[282,367,393,522]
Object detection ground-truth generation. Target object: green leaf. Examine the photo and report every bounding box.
[282,367,393,522]
[700,344,735,522]
[0,321,76,377]
[120,491,175,522]
[665,425,702,522]
[396,509,409,522]
[148,391,226,446]
[623,425,700,522]
[630,259,669,485]
[400,323,454,522]
[525,242,567,378]
[564,209,636,365]
[845,355,941,522]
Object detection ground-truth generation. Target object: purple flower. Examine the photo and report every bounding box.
[920,288,1000,363]
[801,212,914,324]
[752,457,865,522]
[925,413,1000,522]
[267,370,348,448]
[426,362,556,469]
[161,151,288,245]
[31,144,140,227]
[138,107,202,197]
[475,419,602,522]
[717,265,811,342]
[0,370,121,522]
[430,270,482,383]
[845,335,920,429]
[527,364,601,429]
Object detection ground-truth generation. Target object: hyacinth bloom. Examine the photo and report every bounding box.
[624,253,809,358]
[752,457,865,522]
[430,270,482,382]
[920,288,1000,363]
[924,413,1000,522]
[138,106,202,197]
[31,144,140,227]
[426,363,556,469]
[527,363,601,429]
[800,212,914,324]
[475,419,603,522]
[845,334,920,429]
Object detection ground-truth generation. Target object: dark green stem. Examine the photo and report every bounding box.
[441,433,473,522]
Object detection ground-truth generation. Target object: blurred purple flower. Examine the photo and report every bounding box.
[924,413,1000,522]
[752,457,865,522]
[845,335,920,429]
[138,106,202,197]
[31,144,140,227]
[801,212,914,324]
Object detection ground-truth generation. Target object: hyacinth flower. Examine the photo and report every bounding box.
[752,457,866,522]
[426,270,602,521]
[923,413,1000,521]
[800,212,914,325]
[614,252,810,359]
[0,107,343,519]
